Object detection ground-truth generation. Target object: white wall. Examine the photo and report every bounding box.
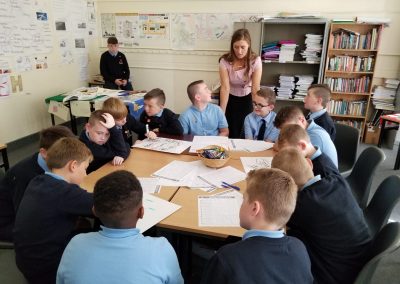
[0,0,399,143]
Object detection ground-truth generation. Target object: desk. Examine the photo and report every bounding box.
[378,114,400,170]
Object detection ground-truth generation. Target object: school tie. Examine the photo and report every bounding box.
[257,119,266,141]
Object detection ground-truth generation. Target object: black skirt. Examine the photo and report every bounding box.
[225,94,252,138]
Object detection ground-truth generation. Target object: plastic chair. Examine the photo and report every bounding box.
[354,222,400,284]
[346,146,386,209]
[364,175,400,238]
[333,123,360,176]
[0,241,27,284]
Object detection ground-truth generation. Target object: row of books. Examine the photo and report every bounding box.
[332,27,379,50]
[327,99,367,116]
[327,55,375,72]
[324,76,371,93]
[334,120,364,131]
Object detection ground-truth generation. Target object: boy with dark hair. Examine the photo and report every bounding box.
[201,168,313,284]
[101,97,146,145]
[14,137,94,284]
[139,88,183,139]
[79,110,130,173]
[272,148,372,284]
[243,87,279,142]
[0,125,74,241]
[304,84,336,140]
[57,170,183,284]
[100,36,133,90]
[274,105,338,167]
[277,124,339,177]
[179,80,229,136]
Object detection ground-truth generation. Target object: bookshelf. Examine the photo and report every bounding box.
[235,19,329,111]
[324,23,383,138]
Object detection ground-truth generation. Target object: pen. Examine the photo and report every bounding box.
[221,181,240,191]
[146,124,149,134]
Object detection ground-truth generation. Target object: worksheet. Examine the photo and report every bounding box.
[240,157,273,173]
[198,195,242,227]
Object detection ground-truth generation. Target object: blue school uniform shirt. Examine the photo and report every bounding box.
[307,120,338,167]
[57,226,183,284]
[179,104,228,136]
[243,111,280,141]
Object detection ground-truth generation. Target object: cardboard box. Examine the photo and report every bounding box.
[364,125,381,145]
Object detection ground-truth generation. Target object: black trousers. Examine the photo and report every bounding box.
[104,81,133,91]
[225,94,252,138]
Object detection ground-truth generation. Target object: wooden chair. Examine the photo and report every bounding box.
[0,144,9,171]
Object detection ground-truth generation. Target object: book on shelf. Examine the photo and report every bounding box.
[328,99,367,116]
[325,76,371,93]
[328,55,374,72]
[332,27,380,50]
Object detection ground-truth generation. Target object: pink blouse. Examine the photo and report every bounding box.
[219,56,262,97]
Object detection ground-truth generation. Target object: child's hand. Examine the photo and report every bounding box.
[146,131,157,140]
[100,113,116,129]
[152,128,160,133]
[112,156,124,166]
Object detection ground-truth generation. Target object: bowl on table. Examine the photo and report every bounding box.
[197,145,230,168]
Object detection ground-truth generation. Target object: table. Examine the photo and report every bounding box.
[378,114,400,170]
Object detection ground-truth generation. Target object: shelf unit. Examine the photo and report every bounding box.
[323,23,383,138]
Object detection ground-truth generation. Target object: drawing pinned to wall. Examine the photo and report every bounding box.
[115,13,140,47]
[59,38,74,64]
[196,14,232,41]
[87,0,97,36]
[15,56,32,73]
[34,56,48,69]
[140,14,169,39]
[102,13,116,37]
[0,60,12,74]
[171,13,196,50]
[0,74,11,97]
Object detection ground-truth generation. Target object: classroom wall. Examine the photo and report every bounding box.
[0,0,399,143]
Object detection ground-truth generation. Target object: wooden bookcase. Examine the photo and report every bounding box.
[323,23,383,138]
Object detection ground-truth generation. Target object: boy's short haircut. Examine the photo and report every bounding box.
[272,147,310,187]
[39,125,75,150]
[278,124,311,148]
[246,168,297,227]
[257,87,276,105]
[93,170,143,226]
[187,80,204,103]
[144,88,166,105]
[88,110,107,126]
[46,137,93,170]
[274,106,304,129]
[107,37,118,45]
[102,97,128,120]
[307,84,331,108]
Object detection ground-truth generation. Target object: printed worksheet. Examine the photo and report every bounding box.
[198,195,242,227]
[189,136,230,153]
[134,137,192,154]
[240,157,273,173]
[197,166,246,188]
[230,139,274,152]
[138,177,161,194]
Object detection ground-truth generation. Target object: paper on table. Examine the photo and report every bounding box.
[189,136,231,153]
[197,166,246,188]
[133,137,192,154]
[138,177,161,194]
[230,139,274,152]
[240,157,273,173]
[136,193,181,233]
[152,160,197,182]
[198,195,242,227]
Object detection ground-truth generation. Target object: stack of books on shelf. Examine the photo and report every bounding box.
[294,75,314,99]
[300,34,323,63]
[328,55,375,72]
[332,27,380,50]
[371,79,400,110]
[324,76,370,93]
[334,119,364,131]
[328,99,367,116]
[92,74,104,83]
[279,40,297,62]
[261,41,280,61]
[277,75,295,99]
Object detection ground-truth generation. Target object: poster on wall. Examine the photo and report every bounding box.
[139,14,169,40]
[14,56,33,73]
[170,13,196,50]
[102,13,116,37]
[196,14,232,41]
[87,0,97,36]
[115,13,140,47]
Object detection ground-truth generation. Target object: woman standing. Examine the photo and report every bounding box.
[219,28,262,138]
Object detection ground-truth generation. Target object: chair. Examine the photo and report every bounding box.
[333,123,360,176]
[354,222,400,284]
[364,175,400,238]
[0,241,27,283]
[346,146,386,209]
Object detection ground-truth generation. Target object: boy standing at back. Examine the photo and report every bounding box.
[243,88,279,142]
[201,168,313,284]
[57,170,183,284]
[304,84,336,141]
[80,110,130,173]
[14,138,94,284]
[179,80,229,136]
[139,88,183,139]
[272,148,372,284]
[0,125,74,241]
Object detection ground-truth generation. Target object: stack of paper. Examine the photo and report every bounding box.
[301,34,323,63]
[279,42,297,62]
[277,75,295,99]
[295,75,315,99]
[371,85,396,110]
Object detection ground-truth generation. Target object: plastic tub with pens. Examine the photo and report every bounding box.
[197,145,230,168]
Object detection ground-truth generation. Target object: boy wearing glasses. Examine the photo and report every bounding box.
[243,88,279,142]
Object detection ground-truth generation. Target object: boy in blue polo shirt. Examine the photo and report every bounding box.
[244,87,279,142]
[201,168,313,284]
[179,80,229,136]
[57,170,183,284]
